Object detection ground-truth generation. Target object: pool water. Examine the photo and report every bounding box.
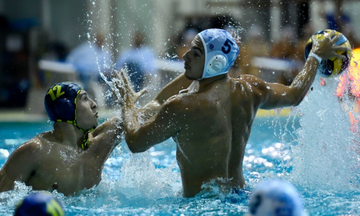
[0,117,296,216]
[0,76,360,215]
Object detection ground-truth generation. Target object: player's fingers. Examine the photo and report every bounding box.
[333,46,351,53]
[114,70,123,81]
[328,30,336,38]
[135,89,148,102]
[330,34,342,44]
[109,86,123,103]
[119,70,130,86]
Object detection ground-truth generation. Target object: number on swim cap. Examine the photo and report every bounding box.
[47,85,65,101]
[221,39,234,54]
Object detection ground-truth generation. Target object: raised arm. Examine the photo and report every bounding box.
[111,69,191,122]
[0,141,39,192]
[122,98,182,153]
[249,30,350,109]
[85,117,123,163]
[111,70,183,152]
[152,73,192,104]
[136,73,192,120]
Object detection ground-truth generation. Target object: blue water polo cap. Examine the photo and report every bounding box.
[14,192,64,216]
[44,82,82,123]
[249,180,303,216]
[198,28,239,79]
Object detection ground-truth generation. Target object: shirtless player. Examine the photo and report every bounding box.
[114,29,348,197]
[0,82,123,196]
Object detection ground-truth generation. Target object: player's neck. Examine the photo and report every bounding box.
[53,122,84,148]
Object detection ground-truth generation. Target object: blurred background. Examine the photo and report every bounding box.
[0,0,359,120]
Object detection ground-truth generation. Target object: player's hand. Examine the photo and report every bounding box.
[110,69,147,107]
[311,30,351,60]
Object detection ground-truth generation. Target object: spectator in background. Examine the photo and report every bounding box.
[291,22,315,74]
[322,0,350,33]
[116,31,157,92]
[321,0,360,48]
[66,33,111,96]
[0,15,31,108]
[42,41,69,63]
[294,22,314,61]
[269,26,301,85]
[230,25,270,78]
[270,26,298,61]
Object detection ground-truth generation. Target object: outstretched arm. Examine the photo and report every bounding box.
[123,99,182,152]
[250,30,350,109]
[85,117,123,164]
[112,71,182,152]
[152,73,192,104]
[137,73,192,120]
[111,69,191,122]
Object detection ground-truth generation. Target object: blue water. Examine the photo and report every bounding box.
[1,85,360,216]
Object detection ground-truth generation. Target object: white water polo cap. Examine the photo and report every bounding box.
[198,28,239,79]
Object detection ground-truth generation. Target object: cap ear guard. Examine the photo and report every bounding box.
[54,98,76,121]
[207,55,227,75]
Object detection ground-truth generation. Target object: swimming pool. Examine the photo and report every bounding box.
[0,78,359,215]
[0,117,292,216]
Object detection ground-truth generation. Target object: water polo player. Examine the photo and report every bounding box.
[113,28,349,197]
[0,82,123,196]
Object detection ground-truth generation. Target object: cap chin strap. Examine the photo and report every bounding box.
[72,120,95,150]
[71,93,95,150]
[56,119,95,150]
[81,126,95,150]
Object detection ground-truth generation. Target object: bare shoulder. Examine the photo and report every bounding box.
[232,74,267,89]
[163,92,192,111]
[9,135,44,161]
[232,75,272,95]
[230,75,275,106]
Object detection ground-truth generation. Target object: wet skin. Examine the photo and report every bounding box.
[0,91,123,196]
[116,30,349,197]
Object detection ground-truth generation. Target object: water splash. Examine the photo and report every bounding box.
[289,75,360,191]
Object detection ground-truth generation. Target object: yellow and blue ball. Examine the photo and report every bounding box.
[14,192,64,216]
[304,29,352,77]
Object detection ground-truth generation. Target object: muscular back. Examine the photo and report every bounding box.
[123,71,315,197]
[173,76,261,197]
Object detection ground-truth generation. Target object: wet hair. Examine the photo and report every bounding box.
[192,35,204,51]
